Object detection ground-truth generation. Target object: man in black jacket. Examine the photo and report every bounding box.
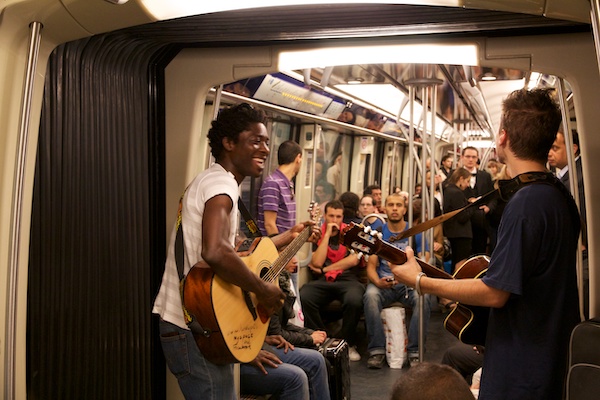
[267,256,328,348]
[460,146,494,255]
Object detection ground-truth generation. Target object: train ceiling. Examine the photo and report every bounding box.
[118,3,589,145]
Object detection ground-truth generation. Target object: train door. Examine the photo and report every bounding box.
[380,140,407,197]
[349,136,375,195]
[317,128,349,199]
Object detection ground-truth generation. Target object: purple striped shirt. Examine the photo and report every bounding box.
[257,169,296,234]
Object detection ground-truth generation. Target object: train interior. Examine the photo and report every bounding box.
[1,1,599,399]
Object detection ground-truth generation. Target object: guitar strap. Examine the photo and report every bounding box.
[393,171,577,241]
[174,190,210,337]
[238,199,262,239]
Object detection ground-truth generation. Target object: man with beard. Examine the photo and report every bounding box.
[363,193,431,369]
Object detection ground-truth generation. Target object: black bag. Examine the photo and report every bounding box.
[566,318,600,400]
[318,338,351,400]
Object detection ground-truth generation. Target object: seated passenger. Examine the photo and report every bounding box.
[268,257,328,348]
[363,193,431,369]
[240,335,330,400]
[300,200,364,362]
[339,191,362,225]
[359,194,384,230]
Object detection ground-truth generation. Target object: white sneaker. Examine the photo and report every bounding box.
[348,346,361,361]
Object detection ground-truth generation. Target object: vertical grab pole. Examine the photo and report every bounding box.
[404,74,443,362]
[556,79,585,322]
[6,21,43,400]
[590,0,600,78]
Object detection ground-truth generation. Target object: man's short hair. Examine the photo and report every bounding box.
[277,140,302,165]
[461,146,479,156]
[364,184,381,196]
[384,192,406,207]
[390,362,474,400]
[324,199,344,213]
[500,88,561,163]
[207,103,267,159]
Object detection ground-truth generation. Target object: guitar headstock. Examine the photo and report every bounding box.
[340,222,383,257]
[308,201,322,224]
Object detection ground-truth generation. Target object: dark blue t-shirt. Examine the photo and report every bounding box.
[480,183,580,399]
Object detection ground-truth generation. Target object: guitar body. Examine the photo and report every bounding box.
[183,237,280,364]
[443,255,490,346]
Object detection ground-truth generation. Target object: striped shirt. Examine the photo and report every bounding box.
[152,163,239,329]
[257,168,296,234]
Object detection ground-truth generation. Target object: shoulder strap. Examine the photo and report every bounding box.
[238,198,262,238]
[174,189,209,336]
[175,191,186,281]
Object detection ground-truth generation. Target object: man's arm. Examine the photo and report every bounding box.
[263,210,279,236]
[391,247,510,308]
[366,254,380,284]
[201,195,284,314]
[310,225,332,268]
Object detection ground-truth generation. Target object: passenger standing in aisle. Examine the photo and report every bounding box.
[257,140,302,235]
[460,146,494,255]
[327,152,343,198]
[391,89,580,400]
[442,168,474,271]
[548,128,588,318]
[153,103,318,400]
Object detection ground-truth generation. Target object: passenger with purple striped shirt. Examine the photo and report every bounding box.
[258,140,303,236]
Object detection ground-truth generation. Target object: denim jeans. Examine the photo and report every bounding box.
[363,283,431,355]
[159,319,235,400]
[240,345,331,400]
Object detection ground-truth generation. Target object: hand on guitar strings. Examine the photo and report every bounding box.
[390,246,422,288]
[255,283,286,316]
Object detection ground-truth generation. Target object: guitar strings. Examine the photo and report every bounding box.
[262,228,311,283]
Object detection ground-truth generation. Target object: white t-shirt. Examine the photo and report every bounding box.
[152,163,239,329]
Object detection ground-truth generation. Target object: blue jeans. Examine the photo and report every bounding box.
[159,319,235,400]
[363,283,431,355]
[240,346,331,400]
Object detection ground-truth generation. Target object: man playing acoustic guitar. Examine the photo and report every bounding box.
[391,89,581,400]
[152,103,319,399]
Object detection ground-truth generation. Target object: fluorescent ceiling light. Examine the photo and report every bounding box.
[465,139,494,149]
[141,1,462,20]
[335,84,408,116]
[279,43,478,70]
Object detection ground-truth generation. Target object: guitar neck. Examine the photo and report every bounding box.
[376,239,453,280]
[262,227,311,283]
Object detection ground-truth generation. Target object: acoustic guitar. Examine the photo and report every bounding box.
[183,205,319,364]
[340,222,490,346]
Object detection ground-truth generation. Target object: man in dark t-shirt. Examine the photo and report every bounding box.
[390,89,580,400]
